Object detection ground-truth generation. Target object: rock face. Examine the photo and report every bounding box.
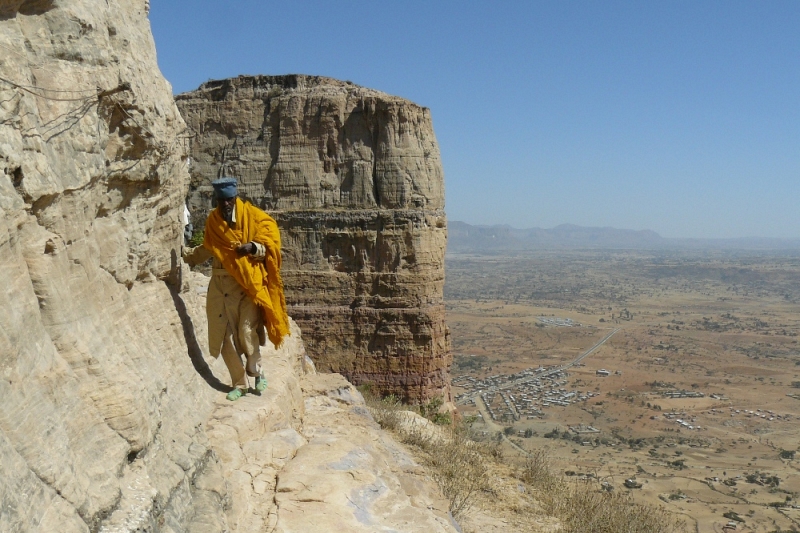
[0,2,458,532]
[176,75,451,403]
[0,1,203,530]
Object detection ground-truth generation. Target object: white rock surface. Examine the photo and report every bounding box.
[276,373,460,533]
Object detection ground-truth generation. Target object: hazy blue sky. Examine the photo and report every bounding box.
[150,1,799,239]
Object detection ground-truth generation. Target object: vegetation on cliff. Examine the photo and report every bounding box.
[364,390,687,532]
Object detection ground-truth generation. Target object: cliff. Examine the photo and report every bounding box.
[0,2,458,531]
[176,75,451,403]
[0,1,209,529]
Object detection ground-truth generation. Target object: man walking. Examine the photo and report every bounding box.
[184,177,290,401]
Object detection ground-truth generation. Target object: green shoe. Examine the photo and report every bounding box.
[226,388,246,401]
[255,374,267,392]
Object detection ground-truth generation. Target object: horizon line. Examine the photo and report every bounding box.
[448,220,800,243]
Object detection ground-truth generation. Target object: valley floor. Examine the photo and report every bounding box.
[446,250,800,533]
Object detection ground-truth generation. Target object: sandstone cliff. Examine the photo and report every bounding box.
[1,1,197,529]
[176,75,451,403]
[0,2,459,531]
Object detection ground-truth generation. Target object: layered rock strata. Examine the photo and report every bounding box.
[0,2,458,531]
[176,75,451,403]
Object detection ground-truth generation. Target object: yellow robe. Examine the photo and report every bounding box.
[203,198,290,348]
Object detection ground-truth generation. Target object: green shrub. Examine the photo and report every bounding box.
[431,411,452,425]
[189,228,204,247]
[779,449,795,460]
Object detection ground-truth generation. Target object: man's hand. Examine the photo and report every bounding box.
[235,242,257,256]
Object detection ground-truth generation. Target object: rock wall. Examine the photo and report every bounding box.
[0,0,211,530]
[176,75,451,403]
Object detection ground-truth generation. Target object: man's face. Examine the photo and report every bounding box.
[219,196,236,221]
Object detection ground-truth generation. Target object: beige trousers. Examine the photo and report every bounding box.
[208,267,262,391]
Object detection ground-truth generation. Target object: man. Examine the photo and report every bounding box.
[184,177,290,401]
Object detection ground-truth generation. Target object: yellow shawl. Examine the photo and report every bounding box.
[203,198,290,348]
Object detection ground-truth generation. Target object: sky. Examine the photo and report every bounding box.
[150,1,800,239]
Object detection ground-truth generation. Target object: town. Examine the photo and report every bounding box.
[453,366,599,422]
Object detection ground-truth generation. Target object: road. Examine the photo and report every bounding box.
[473,392,532,457]
[456,327,620,405]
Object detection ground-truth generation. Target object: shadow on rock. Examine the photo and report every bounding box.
[167,280,230,392]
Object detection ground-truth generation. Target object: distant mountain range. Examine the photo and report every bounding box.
[447,221,800,252]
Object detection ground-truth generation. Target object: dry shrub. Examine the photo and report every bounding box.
[364,388,685,530]
[396,415,492,519]
[424,429,488,518]
[558,486,684,533]
[520,449,561,494]
[520,450,686,533]
[359,385,403,430]
[370,395,403,430]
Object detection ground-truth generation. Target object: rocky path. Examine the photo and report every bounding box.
[98,271,461,533]
[199,342,460,532]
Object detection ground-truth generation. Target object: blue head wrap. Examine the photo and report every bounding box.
[211,177,238,199]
